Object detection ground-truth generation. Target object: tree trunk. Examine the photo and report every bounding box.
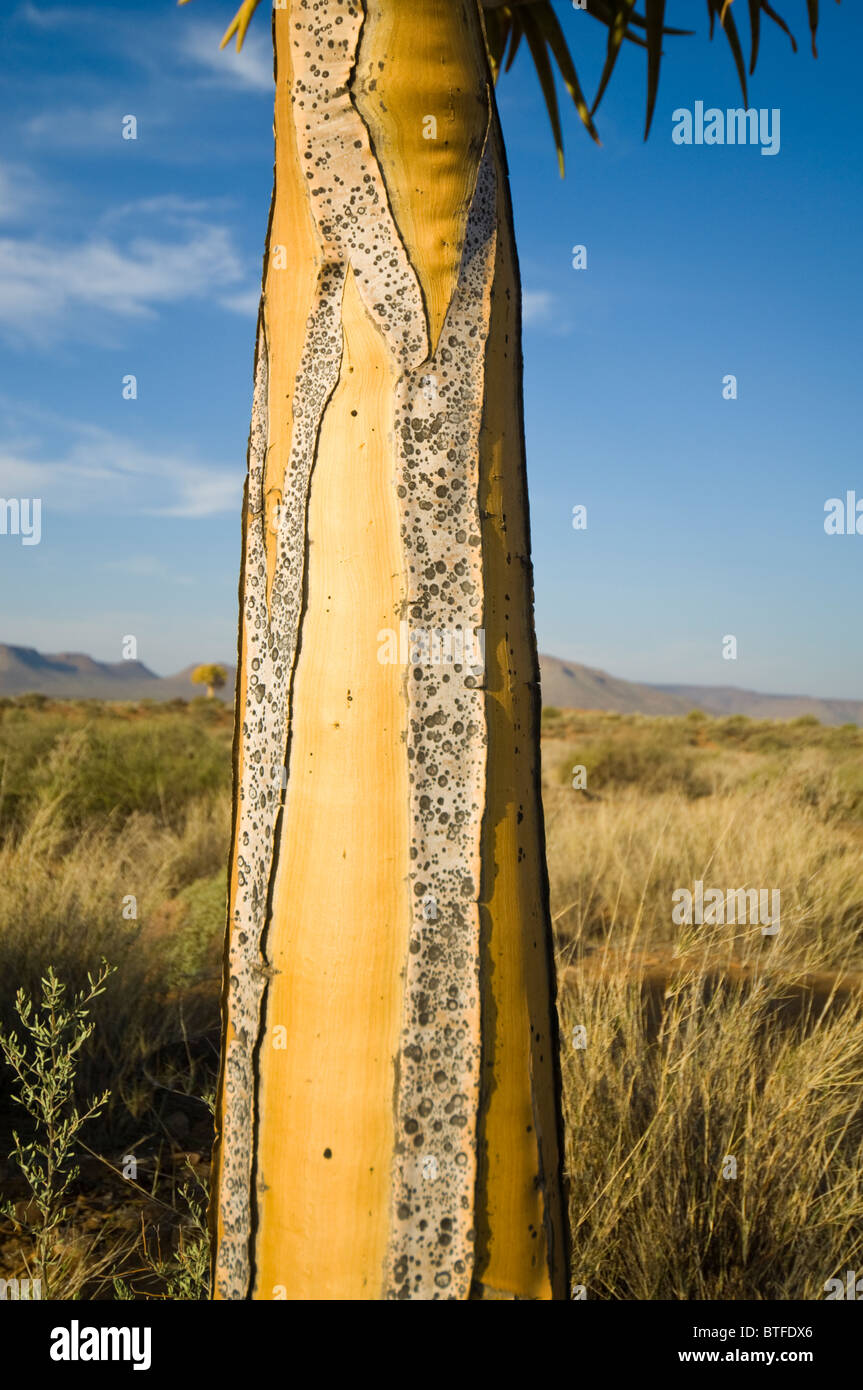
[210,0,569,1301]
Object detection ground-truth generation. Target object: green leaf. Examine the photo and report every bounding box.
[520,8,566,176]
[532,2,601,144]
[484,8,508,80]
[592,0,638,115]
[708,0,749,107]
[504,21,523,73]
[806,0,819,58]
[585,0,692,38]
[747,0,761,73]
[644,0,666,139]
[761,2,799,54]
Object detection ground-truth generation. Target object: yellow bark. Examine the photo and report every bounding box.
[211,0,568,1301]
[253,266,409,1298]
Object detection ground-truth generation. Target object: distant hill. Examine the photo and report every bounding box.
[0,645,236,703]
[539,655,863,727]
[1,643,860,726]
[0,645,162,698]
[538,655,695,718]
[652,682,863,726]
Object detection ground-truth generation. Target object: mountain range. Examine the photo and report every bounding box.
[1,643,861,726]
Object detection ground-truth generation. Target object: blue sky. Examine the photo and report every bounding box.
[0,0,859,697]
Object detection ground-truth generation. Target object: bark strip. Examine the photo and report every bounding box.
[214,0,435,1299]
[216,269,345,1297]
[385,136,496,1300]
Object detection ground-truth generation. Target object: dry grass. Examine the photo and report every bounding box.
[546,710,863,1298]
[0,798,230,1125]
[1,697,862,1297]
[0,699,229,1298]
[547,785,863,969]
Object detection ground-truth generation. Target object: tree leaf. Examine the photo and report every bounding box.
[592,1,638,115]
[806,0,819,58]
[747,0,761,74]
[707,0,749,107]
[644,0,666,140]
[218,0,263,53]
[483,7,509,80]
[761,2,799,54]
[504,21,523,72]
[519,8,566,176]
[532,2,601,144]
[585,0,692,37]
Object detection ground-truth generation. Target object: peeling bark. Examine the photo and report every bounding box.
[385,137,495,1300]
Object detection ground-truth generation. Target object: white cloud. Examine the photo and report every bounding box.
[179,21,273,94]
[16,7,274,151]
[220,287,260,317]
[522,289,553,325]
[101,195,236,227]
[20,103,168,152]
[159,470,241,520]
[0,220,248,343]
[104,554,195,585]
[16,2,91,29]
[0,421,241,519]
[0,160,47,224]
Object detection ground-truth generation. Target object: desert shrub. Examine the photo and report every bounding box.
[40,721,229,830]
[558,732,712,798]
[163,874,227,988]
[14,692,48,710]
[0,795,229,1131]
[0,717,228,839]
[715,714,752,740]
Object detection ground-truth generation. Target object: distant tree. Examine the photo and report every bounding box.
[190,664,227,700]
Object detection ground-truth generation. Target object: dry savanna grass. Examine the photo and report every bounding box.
[545,708,863,1298]
[0,698,230,1298]
[1,696,862,1297]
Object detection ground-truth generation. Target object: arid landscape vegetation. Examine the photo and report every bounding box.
[1,695,861,1299]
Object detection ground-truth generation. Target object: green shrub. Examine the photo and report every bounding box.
[165,873,227,988]
[558,732,712,798]
[0,715,232,837]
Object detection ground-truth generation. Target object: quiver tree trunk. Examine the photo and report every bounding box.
[210,0,569,1301]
